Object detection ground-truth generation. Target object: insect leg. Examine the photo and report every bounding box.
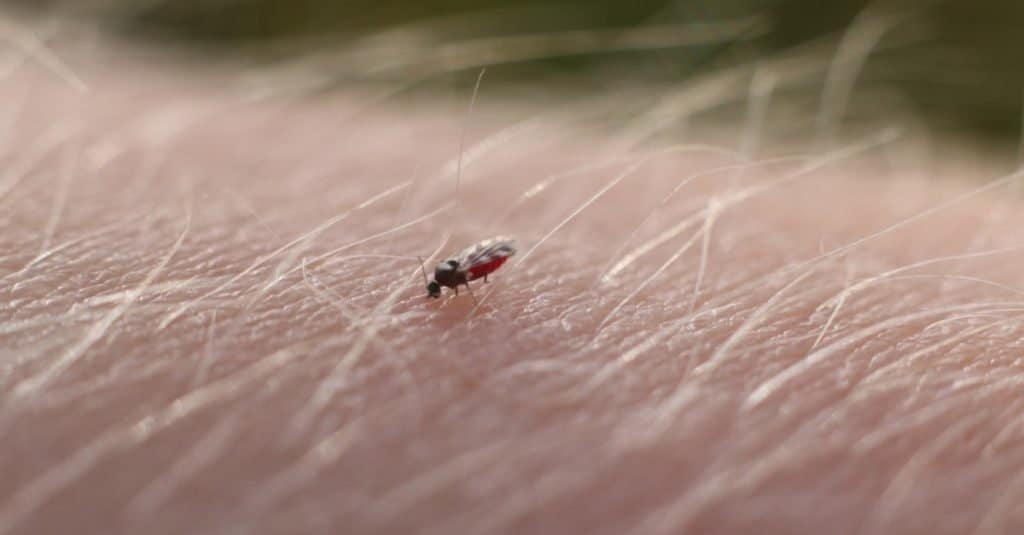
[465,283,479,306]
[484,274,489,283]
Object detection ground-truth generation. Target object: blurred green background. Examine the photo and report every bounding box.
[8,0,1024,141]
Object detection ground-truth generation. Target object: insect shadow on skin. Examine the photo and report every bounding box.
[419,236,517,305]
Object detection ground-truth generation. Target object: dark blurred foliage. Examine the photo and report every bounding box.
[16,0,744,43]
[8,0,1024,140]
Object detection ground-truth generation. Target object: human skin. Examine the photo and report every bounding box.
[4,43,1024,535]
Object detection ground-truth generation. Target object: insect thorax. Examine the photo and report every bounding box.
[434,260,465,288]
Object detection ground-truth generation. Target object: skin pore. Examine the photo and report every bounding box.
[5,32,1024,535]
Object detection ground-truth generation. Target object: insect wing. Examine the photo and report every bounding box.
[457,237,516,281]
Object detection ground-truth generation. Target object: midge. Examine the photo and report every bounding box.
[419,237,516,301]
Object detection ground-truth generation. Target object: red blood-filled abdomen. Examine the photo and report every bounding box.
[466,256,508,281]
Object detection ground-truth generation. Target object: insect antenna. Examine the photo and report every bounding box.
[417,255,430,287]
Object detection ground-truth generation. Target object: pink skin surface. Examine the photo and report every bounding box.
[3,33,1024,535]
